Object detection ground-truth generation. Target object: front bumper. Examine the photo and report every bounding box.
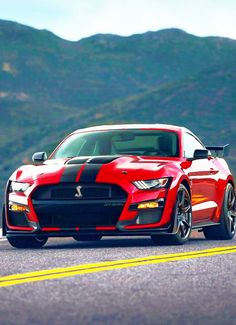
[4,181,174,236]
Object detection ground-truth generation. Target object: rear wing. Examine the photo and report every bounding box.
[205,144,229,158]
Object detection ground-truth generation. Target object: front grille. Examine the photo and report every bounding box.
[32,183,127,228]
[32,183,126,200]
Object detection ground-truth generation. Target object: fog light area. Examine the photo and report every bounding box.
[137,201,159,209]
[9,203,28,212]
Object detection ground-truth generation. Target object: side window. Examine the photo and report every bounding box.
[184,133,205,158]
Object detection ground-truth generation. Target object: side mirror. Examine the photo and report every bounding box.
[32,152,47,163]
[193,149,209,160]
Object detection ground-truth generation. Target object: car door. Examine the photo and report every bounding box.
[183,132,219,223]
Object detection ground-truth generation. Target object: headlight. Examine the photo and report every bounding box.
[133,178,169,190]
[10,181,31,193]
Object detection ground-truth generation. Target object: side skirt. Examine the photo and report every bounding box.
[192,221,221,231]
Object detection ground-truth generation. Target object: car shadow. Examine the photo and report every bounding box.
[43,235,206,250]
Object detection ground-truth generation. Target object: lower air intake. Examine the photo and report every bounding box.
[33,200,125,228]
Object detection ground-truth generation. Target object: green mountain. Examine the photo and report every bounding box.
[88,63,236,168]
[0,19,236,196]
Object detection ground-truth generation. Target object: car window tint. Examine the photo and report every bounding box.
[184,133,205,158]
[52,130,179,158]
[54,137,87,158]
[112,132,178,157]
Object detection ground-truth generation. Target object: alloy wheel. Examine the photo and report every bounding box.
[226,186,236,235]
[177,186,192,239]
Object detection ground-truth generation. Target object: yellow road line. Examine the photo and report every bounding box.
[1,245,236,287]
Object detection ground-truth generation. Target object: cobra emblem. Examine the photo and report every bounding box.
[75,185,83,198]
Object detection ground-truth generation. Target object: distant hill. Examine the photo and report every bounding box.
[0,19,236,195]
[86,63,236,170]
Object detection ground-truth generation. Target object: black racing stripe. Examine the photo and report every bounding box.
[79,164,103,183]
[60,165,83,182]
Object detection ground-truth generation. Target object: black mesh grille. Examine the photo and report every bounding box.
[32,183,127,200]
[33,201,125,228]
[32,183,127,228]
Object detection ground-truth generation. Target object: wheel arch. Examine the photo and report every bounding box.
[180,179,191,197]
[228,179,235,189]
[221,176,235,204]
[169,176,191,234]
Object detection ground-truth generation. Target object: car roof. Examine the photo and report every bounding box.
[73,124,189,134]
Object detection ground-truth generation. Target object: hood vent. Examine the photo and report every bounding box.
[67,156,120,165]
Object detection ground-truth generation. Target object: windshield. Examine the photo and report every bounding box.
[51,130,179,159]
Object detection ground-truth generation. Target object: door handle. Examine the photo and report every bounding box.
[210,168,219,174]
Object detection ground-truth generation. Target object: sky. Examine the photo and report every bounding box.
[0,0,236,41]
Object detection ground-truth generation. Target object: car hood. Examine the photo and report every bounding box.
[10,155,181,184]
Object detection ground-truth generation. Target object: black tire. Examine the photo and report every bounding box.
[73,234,102,242]
[203,183,236,240]
[151,184,192,245]
[2,204,6,235]
[7,236,48,249]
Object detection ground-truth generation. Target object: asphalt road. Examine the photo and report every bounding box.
[0,231,236,325]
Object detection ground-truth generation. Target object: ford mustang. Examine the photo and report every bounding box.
[2,124,236,248]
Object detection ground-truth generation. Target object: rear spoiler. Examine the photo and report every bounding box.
[205,144,229,157]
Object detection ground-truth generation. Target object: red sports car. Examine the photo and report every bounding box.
[2,124,236,248]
